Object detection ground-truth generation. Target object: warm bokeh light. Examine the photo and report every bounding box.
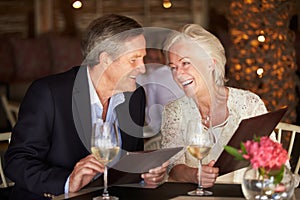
[227,0,298,123]
[163,0,172,9]
[257,34,265,42]
[72,1,82,9]
[256,67,264,78]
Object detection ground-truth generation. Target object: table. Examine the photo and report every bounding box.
[55,183,242,200]
[54,182,300,200]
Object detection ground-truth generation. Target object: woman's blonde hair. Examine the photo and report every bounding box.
[164,24,227,86]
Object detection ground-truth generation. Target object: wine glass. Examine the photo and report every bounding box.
[91,120,120,200]
[186,119,216,196]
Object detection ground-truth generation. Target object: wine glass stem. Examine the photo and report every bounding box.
[103,165,108,196]
[197,159,203,191]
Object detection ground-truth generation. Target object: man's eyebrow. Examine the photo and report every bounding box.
[179,57,188,61]
[132,53,144,57]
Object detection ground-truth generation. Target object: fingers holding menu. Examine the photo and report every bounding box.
[141,161,169,185]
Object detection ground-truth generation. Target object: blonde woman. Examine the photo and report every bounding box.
[161,24,268,187]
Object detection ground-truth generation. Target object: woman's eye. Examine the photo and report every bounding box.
[130,59,136,63]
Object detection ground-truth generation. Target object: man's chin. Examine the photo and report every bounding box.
[115,85,137,93]
[127,86,137,92]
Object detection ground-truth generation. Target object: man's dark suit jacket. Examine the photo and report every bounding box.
[4,66,146,199]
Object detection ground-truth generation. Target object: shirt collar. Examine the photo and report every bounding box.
[87,67,125,122]
[87,67,101,106]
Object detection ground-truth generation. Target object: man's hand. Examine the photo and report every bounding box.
[69,154,104,193]
[200,160,219,188]
[141,161,169,186]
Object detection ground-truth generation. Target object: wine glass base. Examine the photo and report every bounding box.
[188,189,213,196]
[93,195,119,200]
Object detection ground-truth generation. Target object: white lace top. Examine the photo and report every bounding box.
[161,87,268,182]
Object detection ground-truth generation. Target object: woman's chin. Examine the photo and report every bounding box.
[183,88,195,98]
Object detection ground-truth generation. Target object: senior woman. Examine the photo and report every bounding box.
[160,24,268,187]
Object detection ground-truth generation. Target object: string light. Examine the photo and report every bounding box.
[256,67,264,78]
[257,31,266,43]
[227,0,298,123]
[72,1,82,9]
[163,0,172,9]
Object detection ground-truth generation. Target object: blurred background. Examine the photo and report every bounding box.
[0,0,299,131]
[0,1,300,191]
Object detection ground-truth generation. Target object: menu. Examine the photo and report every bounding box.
[87,147,183,187]
[215,107,288,175]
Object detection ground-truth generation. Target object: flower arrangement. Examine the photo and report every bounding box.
[224,136,289,184]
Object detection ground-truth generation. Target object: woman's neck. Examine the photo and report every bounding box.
[194,86,228,127]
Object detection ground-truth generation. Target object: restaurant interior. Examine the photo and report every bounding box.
[0,0,299,199]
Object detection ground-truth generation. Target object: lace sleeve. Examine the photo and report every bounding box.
[228,88,268,118]
[245,91,268,116]
[161,101,186,172]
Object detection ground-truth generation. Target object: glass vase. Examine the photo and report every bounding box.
[241,165,295,200]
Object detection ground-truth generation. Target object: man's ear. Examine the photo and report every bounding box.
[99,52,112,65]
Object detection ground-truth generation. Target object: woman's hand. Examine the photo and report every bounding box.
[168,160,219,187]
[141,161,169,186]
[69,154,104,193]
[200,160,219,188]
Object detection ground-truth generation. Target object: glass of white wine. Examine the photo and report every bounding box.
[91,120,120,200]
[186,119,216,196]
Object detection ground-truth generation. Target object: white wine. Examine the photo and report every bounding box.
[187,145,211,160]
[91,146,120,165]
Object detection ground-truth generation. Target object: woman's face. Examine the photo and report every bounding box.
[167,40,212,98]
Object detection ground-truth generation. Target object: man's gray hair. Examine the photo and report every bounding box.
[81,14,143,66]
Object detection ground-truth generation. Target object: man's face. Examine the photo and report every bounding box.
[103,34,146,93]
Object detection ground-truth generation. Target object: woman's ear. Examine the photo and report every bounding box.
[208,59,216,71]
[213,58,216,65]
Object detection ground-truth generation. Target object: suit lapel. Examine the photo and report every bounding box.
[116,90,144,140]
[72,66,92,151]
[72,68,145,152]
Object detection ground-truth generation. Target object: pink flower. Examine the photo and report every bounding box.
[224,136,289,183]
[241,136,289,171]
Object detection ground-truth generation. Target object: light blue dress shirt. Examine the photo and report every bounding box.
[64,67,125,193]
